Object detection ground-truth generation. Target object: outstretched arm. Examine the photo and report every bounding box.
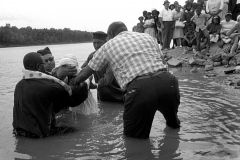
[75,65,95,86]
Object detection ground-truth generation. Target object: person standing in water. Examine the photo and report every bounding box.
[75,21,181,139]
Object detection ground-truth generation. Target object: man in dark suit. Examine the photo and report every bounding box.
[229,0,240,20]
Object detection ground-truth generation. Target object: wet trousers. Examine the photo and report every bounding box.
[123,71,180,139]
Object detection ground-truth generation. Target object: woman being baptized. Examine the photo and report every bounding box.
[52,54,99,115]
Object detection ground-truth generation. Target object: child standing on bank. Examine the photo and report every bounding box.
[191,4,210,53]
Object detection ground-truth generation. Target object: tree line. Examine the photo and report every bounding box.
[0,25,93,47]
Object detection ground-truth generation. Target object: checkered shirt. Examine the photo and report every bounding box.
[88,31,167,89]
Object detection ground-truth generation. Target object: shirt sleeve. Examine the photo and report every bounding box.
[219,0,224,10]
[88,45,108,72]
[159,9,163,18]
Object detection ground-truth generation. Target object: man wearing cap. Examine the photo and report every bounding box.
[219,12,237,47]
[81,31,124,102]
[75,21,181,139]
[159,0,174,51]
[37,47,77,80]
[13,52,89,138]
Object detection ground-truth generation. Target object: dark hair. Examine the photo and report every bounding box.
[212,16,221,24]
[196,3,203,10]
[169,4,175,9]
[138,16,144,20]
[185,1,192,7]
[23,52,43,70]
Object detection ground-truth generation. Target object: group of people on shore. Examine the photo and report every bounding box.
[133,0,240,59]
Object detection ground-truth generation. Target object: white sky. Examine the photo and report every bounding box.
[0,0,186,32]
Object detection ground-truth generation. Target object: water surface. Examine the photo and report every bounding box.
[0,44,239,160]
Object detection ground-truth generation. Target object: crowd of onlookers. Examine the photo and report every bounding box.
[132,0,240,60]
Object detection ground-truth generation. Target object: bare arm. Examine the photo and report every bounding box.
[75,65,95,86]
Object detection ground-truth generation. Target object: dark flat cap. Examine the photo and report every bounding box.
[37,47,52,56]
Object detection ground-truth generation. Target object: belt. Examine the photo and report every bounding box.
[135,68,167,81]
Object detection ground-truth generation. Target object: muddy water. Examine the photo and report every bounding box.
[0,44,239,160]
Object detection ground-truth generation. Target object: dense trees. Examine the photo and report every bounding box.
[0,25,93,47]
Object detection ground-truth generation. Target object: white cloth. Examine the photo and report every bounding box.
[56,54,98,115]
[237,0,240,4]
[69,91,99,115]
[159,8,173,21]
[59,54,79,67]
[22,69,72,96]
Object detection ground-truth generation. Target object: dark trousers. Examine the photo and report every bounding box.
[123,71,180,139]
[162,21,173,49]
[196,29,210,51]
[232,4,240,21]
[182,39,197,47]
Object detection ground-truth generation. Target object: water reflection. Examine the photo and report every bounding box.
[123,126,180,160]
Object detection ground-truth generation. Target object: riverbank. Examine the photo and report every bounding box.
[164,44,240,88]
[0,41,92,48]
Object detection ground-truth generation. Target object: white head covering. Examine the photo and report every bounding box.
[59,54,79,67]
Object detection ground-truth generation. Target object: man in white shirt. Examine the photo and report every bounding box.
[159,0,174,51]
[219,12,237,46]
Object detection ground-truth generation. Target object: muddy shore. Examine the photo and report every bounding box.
[164,44,240,89]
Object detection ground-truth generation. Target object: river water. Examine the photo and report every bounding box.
[0,43,240,160]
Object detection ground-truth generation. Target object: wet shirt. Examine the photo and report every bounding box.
[13,79,88,137]
[88,31,167,89]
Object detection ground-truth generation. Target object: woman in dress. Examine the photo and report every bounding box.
[173,5,184,48]
[143,12,156,39]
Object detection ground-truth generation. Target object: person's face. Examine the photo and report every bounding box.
[152,12,158,17]
[186,5,191,11]
[143,12,147,17]
[196,7,202,15]
[42,54,55,72]
[147,13,151,18]
[37,56,46,73]
[164,3,170,9]
[176,6,180,12]
[225,16,231,22]
[213,18,218,24]
[93,39,106,51]
[170,5,175,10]
[139,17,144,22]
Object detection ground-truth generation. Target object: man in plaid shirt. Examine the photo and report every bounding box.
[75,21,181,139]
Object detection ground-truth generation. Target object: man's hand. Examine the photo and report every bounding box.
[57,66,77,80]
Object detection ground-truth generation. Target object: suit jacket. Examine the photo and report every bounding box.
[229,0,237,12]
